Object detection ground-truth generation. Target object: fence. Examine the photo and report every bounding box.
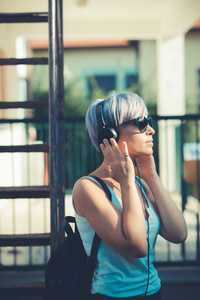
[0,115,199,268]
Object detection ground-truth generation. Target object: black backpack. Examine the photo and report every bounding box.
[44,176,112,300]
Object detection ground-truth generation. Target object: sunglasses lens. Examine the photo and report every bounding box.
[137,117,153,132]
[137,117,147,132]
[120,116,153,132]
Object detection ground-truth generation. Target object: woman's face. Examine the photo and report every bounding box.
[117,118,155,159]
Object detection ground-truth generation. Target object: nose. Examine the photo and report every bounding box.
[146,124,155,135]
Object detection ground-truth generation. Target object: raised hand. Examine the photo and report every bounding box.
[100,138,135,184]
[135,155,157,181]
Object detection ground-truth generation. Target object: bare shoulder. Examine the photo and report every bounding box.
[73,177,110,217]
[73,176,93,193]
[73,176,105,198]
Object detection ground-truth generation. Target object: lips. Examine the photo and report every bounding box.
[146,140,153,143]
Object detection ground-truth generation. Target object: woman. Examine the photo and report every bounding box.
[73,92,187,299]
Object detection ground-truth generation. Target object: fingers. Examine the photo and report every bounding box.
[100,141,112,163]
[122,141,129,159]
[100,138,129,161]
[110,139,124,159]
[100,138,124,161]
[100,140,115,176]
[106,139,120,160]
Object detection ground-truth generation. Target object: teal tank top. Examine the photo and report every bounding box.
[73,176,161,297]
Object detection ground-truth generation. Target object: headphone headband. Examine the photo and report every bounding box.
[96,101,105,132]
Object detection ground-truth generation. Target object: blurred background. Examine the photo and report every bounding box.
[0,1,200,299]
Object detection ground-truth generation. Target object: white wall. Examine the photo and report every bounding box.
[185,31,200,113]
[32,46,138,92]
[138,40,157,104]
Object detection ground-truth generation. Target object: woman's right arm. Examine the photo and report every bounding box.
[73,139,147,258]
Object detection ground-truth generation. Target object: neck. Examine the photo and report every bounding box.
[90,163,122,195]
[91,163,108,179]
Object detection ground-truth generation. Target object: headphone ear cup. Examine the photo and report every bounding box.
[98,127,118,145]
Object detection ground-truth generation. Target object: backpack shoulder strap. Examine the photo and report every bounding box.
[89,175,112,202]
[87,175,112,264]
[62,216,75,236]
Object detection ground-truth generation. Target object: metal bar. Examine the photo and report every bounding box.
[0,144,49,153]
[0,101,48,109]
[0,234,50,246]
[164,120,171,262]
[195,120,200,191]
[181,120,186,211]
[153,114,200,121]
[180,120,186,260]
[197,213,200,260]
[195,120,200,261]
[0,13,48,23]
[1,115,200,123]
[0,58,48,66]
[56,0,65,239]
[0,186,50,199]
[48,0,58,252]
[0,118,48,124]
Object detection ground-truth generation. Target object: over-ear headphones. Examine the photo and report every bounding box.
[96,101,118,145]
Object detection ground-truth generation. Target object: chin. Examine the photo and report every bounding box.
[148,148,154,155]
[143,150,153,157]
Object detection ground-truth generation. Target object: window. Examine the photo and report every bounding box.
[88,75,116,93]
[86,67,138,95]
[126,74,138,89]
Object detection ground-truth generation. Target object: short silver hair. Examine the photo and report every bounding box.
[85,91,148,152]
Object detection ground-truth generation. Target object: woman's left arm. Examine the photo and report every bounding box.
[136,155,188,244]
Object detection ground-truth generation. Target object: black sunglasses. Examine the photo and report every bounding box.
[120,116,153,133]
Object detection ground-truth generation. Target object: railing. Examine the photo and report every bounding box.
[0,115,199,268]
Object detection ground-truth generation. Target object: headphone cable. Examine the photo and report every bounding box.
[135,161,150,296]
